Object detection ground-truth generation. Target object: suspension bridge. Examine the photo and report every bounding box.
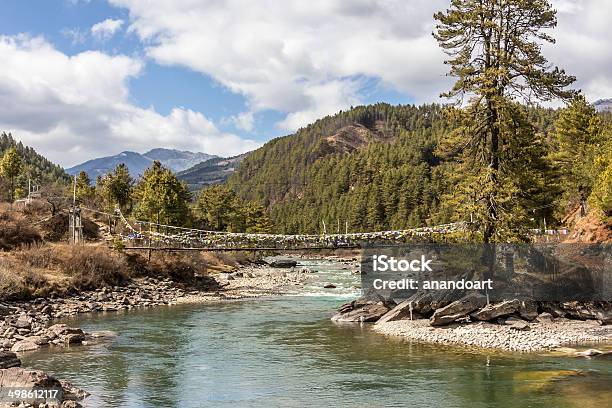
[77,206,470,251]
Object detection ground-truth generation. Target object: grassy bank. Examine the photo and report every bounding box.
[0,243,260,301]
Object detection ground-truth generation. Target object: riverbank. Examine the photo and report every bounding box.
[373,317,612,352]
[0,259,317,407]
[0,262,314,353]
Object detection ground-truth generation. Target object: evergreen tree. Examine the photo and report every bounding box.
[195,185,241,231]
[0,147,22,202]
[75,171,95,203]
[243,202,273,233]
[133,161,191,226]
[97,163,134,212]
[551,95,602,211]
[589,127,612,216]
[433,0,575,242]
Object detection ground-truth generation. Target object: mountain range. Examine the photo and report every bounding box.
[66,148,216,180]
[594,99,612,113]
[177,153,249,191]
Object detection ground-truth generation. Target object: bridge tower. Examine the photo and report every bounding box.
[69,206,83,244]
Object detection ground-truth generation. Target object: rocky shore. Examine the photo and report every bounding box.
[332,292,612,352]
[373,317,612,352]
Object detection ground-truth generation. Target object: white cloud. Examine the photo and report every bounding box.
[228,111,255,132]
[61,27,87,45]
[0,35,259,167]
[91,18,124,40]
[111,0,612,129]
[545,0,612,102]
[110,0,451,132]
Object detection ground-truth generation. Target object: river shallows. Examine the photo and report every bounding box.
[22,260,612,408]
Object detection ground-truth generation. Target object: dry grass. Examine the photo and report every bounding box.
[60,245,129,290]
[0,242,260,301]
[0,258,53,300]
[0,214,42,250]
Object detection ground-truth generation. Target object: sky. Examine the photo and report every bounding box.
[0,0,611,167]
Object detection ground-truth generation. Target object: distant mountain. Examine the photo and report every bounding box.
[142,148,215,172]
[177,153,250,190]
[594,99,612,113]
[67,151,153,180]
[67,148,217,180]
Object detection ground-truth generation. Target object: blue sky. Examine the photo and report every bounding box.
[0,0,610,167]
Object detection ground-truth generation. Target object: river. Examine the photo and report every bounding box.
[22,259,612,407]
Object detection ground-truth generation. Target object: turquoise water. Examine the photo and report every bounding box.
[21,260,612,408]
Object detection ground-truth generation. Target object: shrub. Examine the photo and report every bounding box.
[61,246,129,290]
[0,218,42,250]
[13,243,57,269]
[0,259,50,300]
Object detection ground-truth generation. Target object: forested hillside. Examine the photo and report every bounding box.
[227,103,583,235]
[0,132,69,199]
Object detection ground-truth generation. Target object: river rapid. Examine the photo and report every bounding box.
[21,258,612,408]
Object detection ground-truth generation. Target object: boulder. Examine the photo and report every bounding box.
[24,335,49,346]
[331,301,390,323]
[430,293,487,326]
[0,367,62,390]
[269,259,298,268]
[471,299,521,321]
[14,315,32,330]
[64,333,85,345]
[574,348,603,357]
[323,284,336,289]
[376,299,421,324]
[0,351,21,369]
[536,312,554,323]
[47,324,84,338]
[10,340,40,352]
[517,300,539,321]
[505,317,530,331]
[595,310,612,325]
[540,302,567,318]
[60,379,90,402]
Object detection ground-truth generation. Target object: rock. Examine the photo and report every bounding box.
[331,301,390,323]
[574,349,603,357]
[10,340,40,352]
[430,293,487,326]
[26,335,49,346]
[88,331,117,339]
[540,302,567,318]
[269,259,298,268]
[64,333,85,345]
[323,284,336,289]
[376,299,420,324]
[536,312,554,323]
[0,351,21,369]
[595,310,612,325]
[14,315,32,330]
[0,367,62,389]
[60,379,90,401]
[508,320,530,331]
[471,299,521,321]
[47,324,84,338]
[0,367,87,406]
[517,300,539,321]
